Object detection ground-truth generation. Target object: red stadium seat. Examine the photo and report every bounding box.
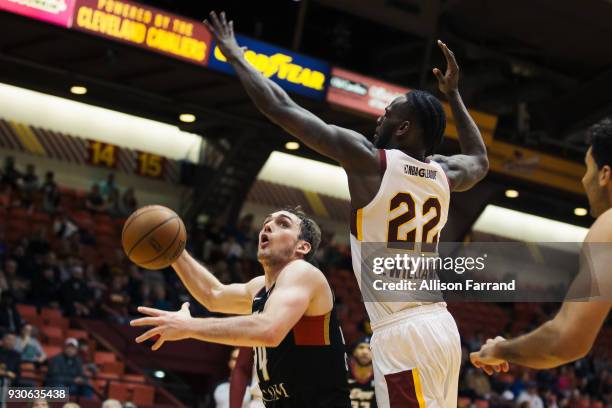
[16,304,37,319]
[108,382,130,401]
[9,206,31,220]
[42,345,62,359]
[100,361,125,375]
[41,326,64,342]
[94,351,117,364]
[122,374,146,384]
[96,372,120,381]
[66,329,89,340]
[131,384,155,405]
[40,308,63,320]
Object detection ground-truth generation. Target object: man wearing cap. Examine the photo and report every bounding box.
[46,338,92,398]
[348,337,377,408]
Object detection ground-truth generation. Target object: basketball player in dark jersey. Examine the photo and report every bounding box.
[131,207,350,407]
[348,337,377,408]
[470,118,612,370]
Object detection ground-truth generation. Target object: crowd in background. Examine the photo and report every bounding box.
[0,155,610,408]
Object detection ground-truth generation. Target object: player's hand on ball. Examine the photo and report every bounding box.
[130,302,192,351]
[470,336,510,375]
[204,11,245,62]
[433,40,459,95]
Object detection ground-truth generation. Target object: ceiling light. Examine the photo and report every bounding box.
[153,370,165,379]
[70,86,87,95]
[179,113,196,123]
[285,141,300,150]
[574,207,588,217]
[505,189,519,198]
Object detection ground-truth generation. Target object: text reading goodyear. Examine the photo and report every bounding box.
[214,47,326,91]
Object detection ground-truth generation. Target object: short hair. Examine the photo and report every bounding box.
[283,206,321,263]
[587,117,612,168]
[404,90,446,156]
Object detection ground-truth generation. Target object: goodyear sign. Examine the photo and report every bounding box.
[72,0,212,66]
[209,35,330,100]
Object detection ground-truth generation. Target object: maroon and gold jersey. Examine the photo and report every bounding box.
[252,283,350,408]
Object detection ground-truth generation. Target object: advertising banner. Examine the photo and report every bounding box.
[72,0,212,66]
[209,35,330,100]
[327,67,409,117]
[0,0,76,27]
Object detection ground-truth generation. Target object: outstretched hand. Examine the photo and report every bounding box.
[130,302,192,351]
[470,336,511,375]
[433,40,459,95]
[204,11,245,62]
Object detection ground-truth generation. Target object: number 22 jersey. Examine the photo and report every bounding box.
[349,149,451,326]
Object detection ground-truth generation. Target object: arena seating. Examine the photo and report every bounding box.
[14,304,163,407]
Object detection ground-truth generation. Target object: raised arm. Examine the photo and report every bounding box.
[204,11,377,171]
[172,251,264,315]
[131,260,326,349]
[470,210,612,370]
[430,40,489,192]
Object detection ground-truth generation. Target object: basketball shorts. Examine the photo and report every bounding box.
[370,303,461,408]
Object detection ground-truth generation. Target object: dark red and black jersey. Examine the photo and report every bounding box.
[348,368,377,408]
[252,283,350,408]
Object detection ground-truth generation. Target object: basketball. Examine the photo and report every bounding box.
[122,205,187,270]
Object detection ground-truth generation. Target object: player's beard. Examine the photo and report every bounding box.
[374,128,392,148]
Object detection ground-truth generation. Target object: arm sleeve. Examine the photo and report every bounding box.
[229,347,254,408]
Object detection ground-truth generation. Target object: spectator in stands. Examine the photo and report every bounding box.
[15,324,46,365]
[85,184,106,214]
[106,188,122,217]
[0,229,7,260]
[28,226,51,259]
[0,272,7,294]
[62,403,80,408]
[516,382,544,408]
[212,348,249,408]
[102,399,122,408]
[12,243,36,283]
[152,283,171,311]
[98,173,119,199]
[101,275,130,322]
[60,266,92,317]
[120,187,137,216]
[29,398,49,408]
[1,156,21,191]
[31,267,61,309]
[40,171,60,214]
[77,338,97,375]
[463,367,492,399]
[130,282,153,316]
[46,338,92,398]
[0,332,21,386]
[53,211,79,240]
[18,164,39,209]
[222,235,243,262]
[84,263,106,303]
[0,291,23,333]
